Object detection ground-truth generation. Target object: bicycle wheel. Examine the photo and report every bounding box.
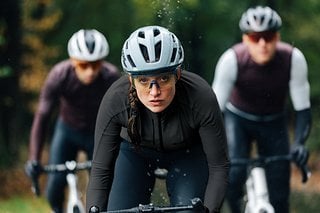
[73,205,81,213]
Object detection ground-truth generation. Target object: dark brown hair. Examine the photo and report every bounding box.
[127,85,141,147]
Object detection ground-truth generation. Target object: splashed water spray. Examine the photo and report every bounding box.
[151,0,182,29]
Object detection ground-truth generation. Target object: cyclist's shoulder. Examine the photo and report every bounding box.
[178,71,218,110]
[43,59,74,86]
[231,42,247,53]
[276,41,294,53]
[101,61,121,76]
[180,71,212,94]
[51,59,73,71]
[102,75,130,103]
[231,43,251,62]
[47,59,74,79]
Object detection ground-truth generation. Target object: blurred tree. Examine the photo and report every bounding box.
[20,0,62,112]
[0,0,22,167]
[17,0,320,158]
[50,0,135,70]
[16,0,62,169]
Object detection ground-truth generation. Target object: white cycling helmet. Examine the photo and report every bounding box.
[239,6,282,33]
[121,25,184,76]
[68,29,109,61]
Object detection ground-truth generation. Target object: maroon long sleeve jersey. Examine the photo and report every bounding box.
[29,59,120,161]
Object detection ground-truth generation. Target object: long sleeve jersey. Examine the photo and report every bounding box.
[86,70,229,213]
[29,59,120,161]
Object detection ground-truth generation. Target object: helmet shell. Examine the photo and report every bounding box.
[121,25,184,76]
[239,6,282,33]
[68,29,109,61]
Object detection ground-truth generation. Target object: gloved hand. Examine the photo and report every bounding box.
[203,206,210,213]
[291,145,309,167]
[25,160,42,178]
[24,160,42,196]
[89,206,99,213]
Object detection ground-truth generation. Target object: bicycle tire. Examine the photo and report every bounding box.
[73,205,81,213]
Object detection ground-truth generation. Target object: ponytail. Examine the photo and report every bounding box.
[127,85,141,147]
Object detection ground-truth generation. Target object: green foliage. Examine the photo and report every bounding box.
[0,196,50,213]
[19,0,320,154]
[51,0,135,66]
[23,0,320,89]
[290,190,320,213]
[279,0,320,100]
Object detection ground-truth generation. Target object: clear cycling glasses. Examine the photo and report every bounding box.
[133,73,177,92]
[247,31,277,43]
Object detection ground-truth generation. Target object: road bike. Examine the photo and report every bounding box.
[30,160,92,213]
[89,197,207,213]
[230,154,311,213]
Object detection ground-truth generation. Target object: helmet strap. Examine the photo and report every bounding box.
[175,66,181,81]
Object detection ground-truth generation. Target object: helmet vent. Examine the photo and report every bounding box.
[170,48,177,63]
[84,31,96,53]
[138,31,145,38]
[127,54,136,67]
[75,39,82,53]
[139,44,150,62]
[260,16,265,25]
[153,28,160,37]
[155,42,161,61]
[171,34,176,42]
[178,47,183,60]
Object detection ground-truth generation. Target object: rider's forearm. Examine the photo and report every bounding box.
[204,167,229,213]
[86,178,110,212]
[28,113,49,161]
[294,108,312,146]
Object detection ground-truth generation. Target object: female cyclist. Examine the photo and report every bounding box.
[86,25,229,213]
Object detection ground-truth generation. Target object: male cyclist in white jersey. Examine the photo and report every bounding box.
[212,6,311,213]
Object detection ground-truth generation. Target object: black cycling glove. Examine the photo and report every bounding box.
[291,145,309,167]
[25,160,42,178]
[25,160,42,196]
[291,108,311,167]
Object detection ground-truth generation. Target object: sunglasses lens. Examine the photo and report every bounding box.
[248,32,276,43]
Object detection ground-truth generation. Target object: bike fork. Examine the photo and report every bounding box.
[66,173,85,213]
[245,167,274,213]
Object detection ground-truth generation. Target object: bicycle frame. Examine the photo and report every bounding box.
[66,172,85,213]
[31,160,91,213]
[245,167,274,213]
[231,154,310,213]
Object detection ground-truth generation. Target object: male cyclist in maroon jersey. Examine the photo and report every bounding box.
[25,29,120,213]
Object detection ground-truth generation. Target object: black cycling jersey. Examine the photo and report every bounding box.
[86,70,229,212]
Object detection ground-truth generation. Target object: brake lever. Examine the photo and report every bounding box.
[300,164,311,184]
